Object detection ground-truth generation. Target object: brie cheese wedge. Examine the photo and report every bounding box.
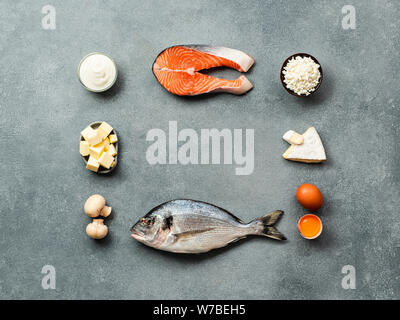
[282,127,326,163]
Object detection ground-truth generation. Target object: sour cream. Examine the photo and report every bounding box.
[78,53,117,92]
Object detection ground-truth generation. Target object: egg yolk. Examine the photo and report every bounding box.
[298,214,322,239]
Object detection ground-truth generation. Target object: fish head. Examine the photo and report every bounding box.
[130,212,159,242]
[130,211,171,247]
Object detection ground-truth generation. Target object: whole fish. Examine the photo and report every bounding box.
[131,199,286,254]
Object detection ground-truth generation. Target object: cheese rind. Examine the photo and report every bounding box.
[86,156,100,172]
[283,130,304,145]
[283,127,326,163]
[80,141,90,156]
[98,152,114,169]
[98,122,113,140]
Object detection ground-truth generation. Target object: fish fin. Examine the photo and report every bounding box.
[263,227,286,241]
[250,210,286,241]
[174,228,215,241]
[260,210,284,226]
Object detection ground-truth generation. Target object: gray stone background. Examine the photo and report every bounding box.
[0,0,398,299]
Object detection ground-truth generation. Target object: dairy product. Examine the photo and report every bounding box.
[98,122,113,139]
[86,156,100,172]
[80,141,90,156]
[109,134,118,144]
[78,53,117,92]
[107,144,117,157]
[98,152,114,169]
[283,56,321,96]
[283,127,326,163]
[80,122,118,172]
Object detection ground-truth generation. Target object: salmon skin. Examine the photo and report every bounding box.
[152,45,254,96]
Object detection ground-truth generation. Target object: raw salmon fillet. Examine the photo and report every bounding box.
[153,45,254,96]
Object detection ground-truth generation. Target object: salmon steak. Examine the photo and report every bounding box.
[152,45,254,96]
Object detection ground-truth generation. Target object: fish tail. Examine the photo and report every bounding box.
[249,210,286,241]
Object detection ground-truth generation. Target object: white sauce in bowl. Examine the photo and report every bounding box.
[78,53,117,92]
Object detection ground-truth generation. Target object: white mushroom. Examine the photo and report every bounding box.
[84,194,112,218]
[100,205,112,218]
[86,219,108,239]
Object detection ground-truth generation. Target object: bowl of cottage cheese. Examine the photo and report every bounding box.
[280,53,323,97]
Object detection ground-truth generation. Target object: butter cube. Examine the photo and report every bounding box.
[98,152,114,169]
[102,137,110,148]
[89,145,104,159]
[86,156,100,172]
[80,126,93,140]
[93,138,109,150]
[79,141,90,156]
[98,122,113,140]
[107,143,117,156]
[81,126,102,146]
[109,134,118,144]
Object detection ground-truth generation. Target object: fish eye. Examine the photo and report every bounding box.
[141,217,154,226]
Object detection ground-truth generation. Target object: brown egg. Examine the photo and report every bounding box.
[296,184,323,211]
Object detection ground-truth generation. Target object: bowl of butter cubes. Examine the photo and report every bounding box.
[80,121,118,174]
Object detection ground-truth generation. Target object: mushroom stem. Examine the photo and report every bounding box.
[86,219,108,239]
[100,206,112,217]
